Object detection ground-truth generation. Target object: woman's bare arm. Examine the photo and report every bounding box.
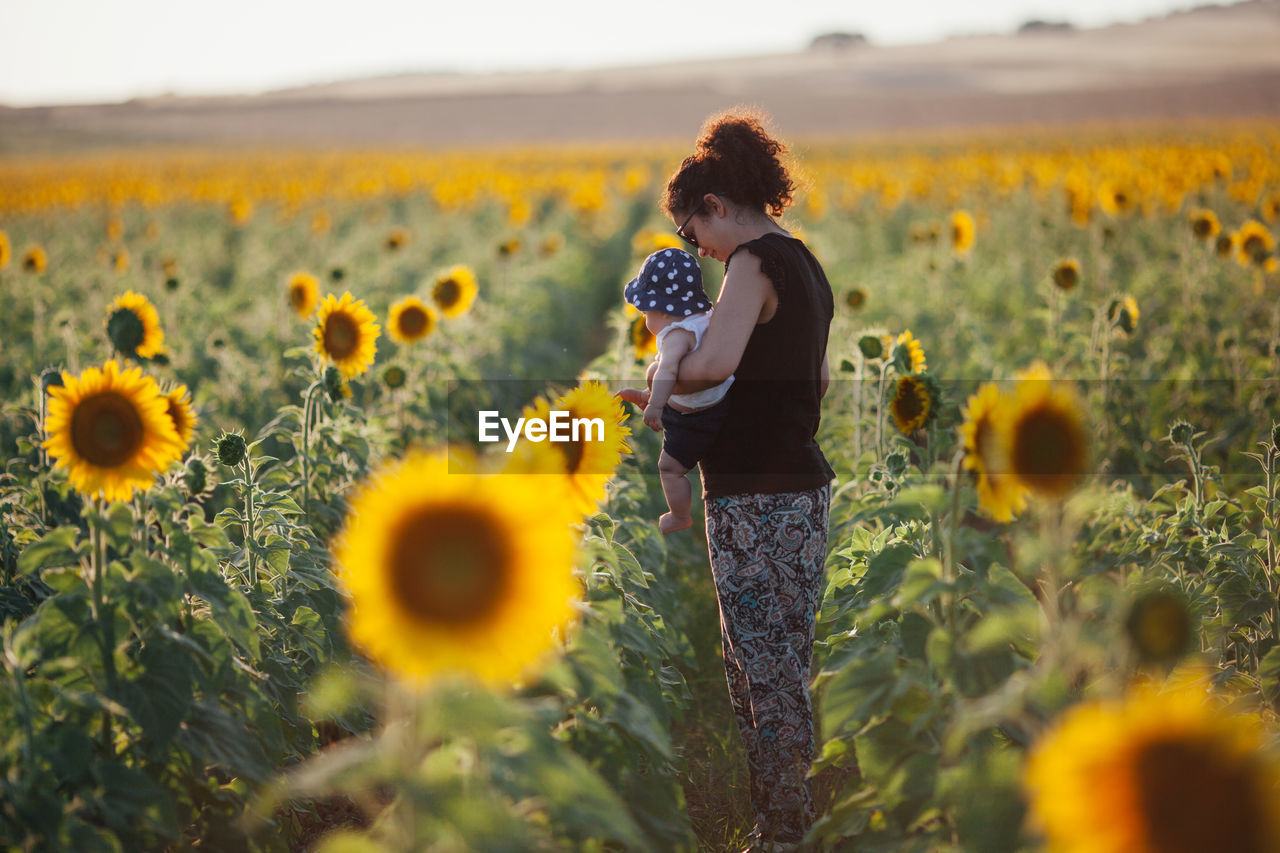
[672,250,773,395]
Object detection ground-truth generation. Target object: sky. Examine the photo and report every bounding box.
[1,0,1205,107]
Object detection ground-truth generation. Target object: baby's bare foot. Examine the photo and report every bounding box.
[659,512,692,535]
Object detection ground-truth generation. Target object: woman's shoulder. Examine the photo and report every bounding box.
[726,232,802,290]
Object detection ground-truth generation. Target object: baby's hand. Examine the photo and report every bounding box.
[643,404,663,432]
[616,388,650,409]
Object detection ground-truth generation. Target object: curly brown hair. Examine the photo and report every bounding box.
[662,109,796,218]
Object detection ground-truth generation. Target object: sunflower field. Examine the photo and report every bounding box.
[2,118,1280,852]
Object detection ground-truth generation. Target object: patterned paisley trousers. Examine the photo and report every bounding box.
[704,482,832,844]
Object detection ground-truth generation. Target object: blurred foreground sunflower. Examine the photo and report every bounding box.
[1024,677,1280,853]
[0,230,11,269]
[388,296,437,344]
[106,290,166,360]
[43,360,185,501]
[958,382,1029,522]
[314,291,380,378]
[431,264,479,318]
[286,271,319,317]
[333,449,583,685]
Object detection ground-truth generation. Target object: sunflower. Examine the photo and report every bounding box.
[1262,192,1280,225]
[1237,220,1275,268]
[890,374,934,434]
[333,448,582,685]
[540,233,565,258]
[950,210,976,256]
[42,360,185,502]
[958,382,1029,522]
[845,288,867,310]
[0,230,11,269]
[314,291,380,379]
[630,313,657,361]
[385,227,409,251]
[163,385,198,448]
[431,264,479,318]
[1098,182,1135,217]
[1052,259,1081,291]
[1216,233,1237,259]
[388,296,437,344]
[1003,361,1090,500]
[891,329,927,374]
[1109,296,1140,335]
[1024,678,1280,853]
[110,249,129,273]
[1189,208,1220,241]
[228,197,253,226]
[286,271,319,317]
[23,245,47,273]
[106,290,166,360]
[513,382,631,515]
[1125,590,1193,666]
[631,228,683,255]
[496,237,521,258]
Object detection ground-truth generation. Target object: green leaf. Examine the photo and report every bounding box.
[187,568,260,657]
[819,647,898,735]
[1260,646,1280,705]
[17,526,83,574]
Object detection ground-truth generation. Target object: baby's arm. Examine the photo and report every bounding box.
[644,328,696,430]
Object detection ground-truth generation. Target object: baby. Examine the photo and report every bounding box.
[618,248,734,534]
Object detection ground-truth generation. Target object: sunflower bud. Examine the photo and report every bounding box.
[885,450,909,478]
[330,267,346,282]
[165,277,180,292]
[845,288,866,310]
[383,365,407,390]
[215,432,248,468]
[106,306,146,357]
[1169,421,1194,446]
[184,456,208,495]
[858,335,884,360]
[1125,590,1192,665]
[150,352,171,367]
[40,367,65,394]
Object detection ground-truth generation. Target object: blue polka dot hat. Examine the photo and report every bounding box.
[623,248,712,317]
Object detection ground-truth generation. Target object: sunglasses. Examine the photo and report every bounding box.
[676,203,705,249]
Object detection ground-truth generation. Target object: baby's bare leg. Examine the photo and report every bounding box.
[657,450,693,534]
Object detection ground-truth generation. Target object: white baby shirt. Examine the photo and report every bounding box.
[655,309,735,409]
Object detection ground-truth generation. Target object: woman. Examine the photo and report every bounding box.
[664,110,836,851]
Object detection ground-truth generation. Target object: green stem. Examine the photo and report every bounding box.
[90,500,117,755]
[941,451,965,633]
[243,457,257,588]
[300,381,321,519]
[876,360,889,461]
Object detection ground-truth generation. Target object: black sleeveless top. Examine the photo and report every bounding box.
[698,232,837,498]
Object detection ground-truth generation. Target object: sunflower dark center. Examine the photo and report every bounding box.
[1243,235,1266,260]
[1011,403,1085,496]
[1193,218,1213,238]
[388,506,511,626]
[398,306,428,336]
[166,398,188,438]
[1054,265,1078,289]
[1134,736,1265,853]
[323,312,359,359]
[894,380,926,424]
[71,391,145,467]
[435,279,460,308]
[106,307,145,356]
[289,284,311,310]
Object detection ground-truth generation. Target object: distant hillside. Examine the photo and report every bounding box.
[3,0,1279,152]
